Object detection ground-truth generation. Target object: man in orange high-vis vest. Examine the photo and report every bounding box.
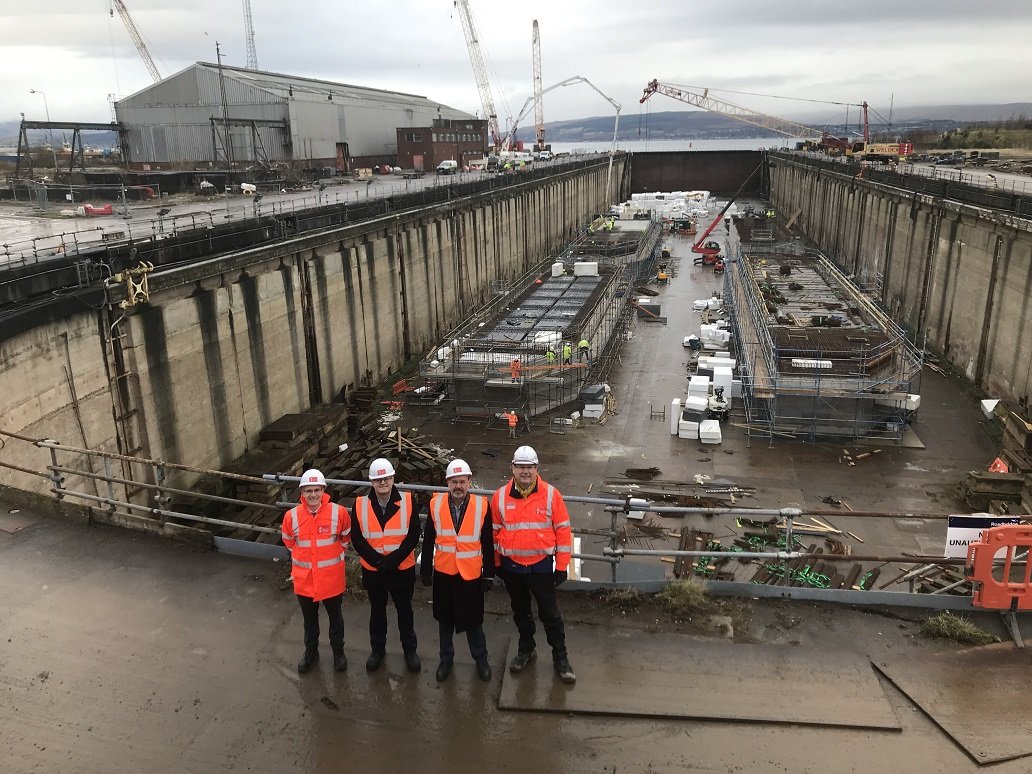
[281,469,351,674]
[491,445,576,685]
[420,459,495,683]
[351,458,422,674]
[505,409,518,438]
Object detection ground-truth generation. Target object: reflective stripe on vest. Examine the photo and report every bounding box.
[492,484,557,559]
[288,503,345,569]
[430,493,486,580]
[356,493,415,571]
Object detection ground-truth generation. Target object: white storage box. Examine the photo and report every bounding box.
[551,261,565,277]
[688,375,710,398]
[574,261,599,276]
[670,398,681,436]
[699,420,722,444]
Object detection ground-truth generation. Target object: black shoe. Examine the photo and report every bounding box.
[435,660,453,682]
[297,650,319,674]
[333,651,348,672]
[404,651,422,673]
[554,657,576,685]
[509,649,536,673]
[476,658,492,682]
[366,650,385,672]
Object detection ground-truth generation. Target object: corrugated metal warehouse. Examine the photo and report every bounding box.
[114,62,475,171]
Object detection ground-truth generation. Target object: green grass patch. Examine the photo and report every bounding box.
[656,580,714,620]
[920,612,995,646]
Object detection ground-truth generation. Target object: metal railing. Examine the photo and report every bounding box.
[0,428,992,609]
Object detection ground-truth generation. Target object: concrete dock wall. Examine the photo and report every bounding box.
[0,161,619,495]
[768,153,1032,407]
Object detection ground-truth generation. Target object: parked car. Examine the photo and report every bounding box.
[536,150,553,161]
[436,160,459,175]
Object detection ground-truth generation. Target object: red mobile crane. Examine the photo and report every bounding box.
[640,80,912,162]
[691,163,764,262]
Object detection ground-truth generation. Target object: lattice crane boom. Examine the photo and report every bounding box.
[242,0,258,69]
[453,0,502,149]
[111,0,161,83]
[640,79,827,140]
[532,20,544,149]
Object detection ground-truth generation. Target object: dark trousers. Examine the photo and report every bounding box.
[297,593,344,655]
[501,570,567,661]
[363,567,417,655]
[439,620,488,663]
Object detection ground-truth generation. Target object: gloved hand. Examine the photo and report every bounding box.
[480,577,494,593]
[379,552,400,572]
[553,570,567,587]
[421,575,432,587]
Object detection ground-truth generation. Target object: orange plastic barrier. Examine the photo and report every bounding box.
[965,525,1032,611]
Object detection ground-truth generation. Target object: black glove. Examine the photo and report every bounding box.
[379,552,400,572]
[553,570,567,587]
[421,575,432,587]
[480,577,494,593]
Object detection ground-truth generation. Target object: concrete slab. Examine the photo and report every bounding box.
[498,629,901,731]
[875,644,1032,764]
[0,510,41,533]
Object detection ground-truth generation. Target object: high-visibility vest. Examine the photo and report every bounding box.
[491,477,573,571]
[562,344,572,359]
[545,350,556,363]
[578,339,589,350]
[429,493,487,580]
[281,498,351,601]
[507,411,518,428]
[354,492,416,571]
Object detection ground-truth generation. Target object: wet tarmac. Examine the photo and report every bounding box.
[3,506,1032,773]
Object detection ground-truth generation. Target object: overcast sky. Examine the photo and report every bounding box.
[5,0,1032,132]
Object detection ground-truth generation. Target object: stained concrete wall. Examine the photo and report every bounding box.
[768,153,1032,406]
[0,161,620,496]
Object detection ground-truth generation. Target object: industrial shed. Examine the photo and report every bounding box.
[115,62,474,171]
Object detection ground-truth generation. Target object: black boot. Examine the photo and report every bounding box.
[333,650,348,672]
[297,650,319,674]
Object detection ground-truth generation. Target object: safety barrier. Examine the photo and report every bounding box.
[966,525,1032,611]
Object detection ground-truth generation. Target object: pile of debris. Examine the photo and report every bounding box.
[671,519,876,590]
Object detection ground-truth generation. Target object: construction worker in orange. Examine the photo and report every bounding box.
[420,459,495,683]
[351,458,423,674]
[281,469,352,674]
[504,409,519,438]
[510,357,522,383]
[491,445,576,684]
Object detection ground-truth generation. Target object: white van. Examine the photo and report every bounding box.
[436,160,459,175]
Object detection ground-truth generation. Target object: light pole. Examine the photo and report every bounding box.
[29,89,58,172]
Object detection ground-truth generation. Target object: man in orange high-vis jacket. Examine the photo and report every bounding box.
[490,445,576,685]
[351,458,423,674]
[281,469,351,674]
[420,459,494,683]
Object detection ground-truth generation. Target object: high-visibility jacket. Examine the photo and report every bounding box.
[491,477,572,571]
[511,360,522,376]
[354,491,416,571]
[545,350,556,363]
[578,339,590,351]
[506,411,518,428]
[281,494,351,601]
[562,344,572,361]
[429,493,488,580]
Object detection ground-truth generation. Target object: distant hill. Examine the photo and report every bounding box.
[516,104,1032,143]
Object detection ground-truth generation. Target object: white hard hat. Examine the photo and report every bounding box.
[512,445,539,465]
[299,469,326,488]
[368,458,396,480]
[446,459,472,479]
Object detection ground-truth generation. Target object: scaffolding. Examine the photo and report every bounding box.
[724,241,923,443]
[416,218,662,422]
